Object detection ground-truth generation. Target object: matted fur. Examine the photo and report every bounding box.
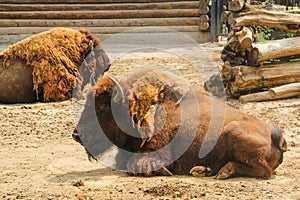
[0,27,108,102]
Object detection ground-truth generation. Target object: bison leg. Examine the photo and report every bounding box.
[215,160,273,179]
[127,153,172,177]
[189,166,212,177]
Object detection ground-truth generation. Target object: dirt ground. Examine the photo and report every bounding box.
[0,42,299,200]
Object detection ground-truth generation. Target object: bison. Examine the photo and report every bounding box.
[73,67,287,179]
[0,27,110,103]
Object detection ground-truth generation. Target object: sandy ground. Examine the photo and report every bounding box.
[1,42,300,200]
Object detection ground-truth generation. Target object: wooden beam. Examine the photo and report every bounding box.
[0,0,199,4]
[0,18,199,28]
[0,2,199,11]
[0,10,200,19]
[0,26,201,35]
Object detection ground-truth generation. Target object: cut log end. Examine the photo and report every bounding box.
[228,0,245,12]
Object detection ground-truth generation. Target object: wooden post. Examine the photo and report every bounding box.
[211,0,218,41]
[217,0,225,38]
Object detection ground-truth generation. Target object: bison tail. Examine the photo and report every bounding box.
[271,127,288,152]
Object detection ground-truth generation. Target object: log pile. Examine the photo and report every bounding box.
[222,29,300,66]
[221,2,300,34]
[212,4,300,102]
[219,31,300,100]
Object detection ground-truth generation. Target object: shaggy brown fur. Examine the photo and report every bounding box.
[0,27,109,103]
[73,69,287,179]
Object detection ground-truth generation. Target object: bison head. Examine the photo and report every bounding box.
[73,75,141,162]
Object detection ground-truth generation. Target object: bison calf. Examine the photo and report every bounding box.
[73,68,287,179]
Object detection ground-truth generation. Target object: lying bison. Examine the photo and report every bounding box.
[0,27,109,103]
[73,68,287,179]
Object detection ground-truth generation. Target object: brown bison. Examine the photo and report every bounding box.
[73,68,287,179]
[0,27,110,103]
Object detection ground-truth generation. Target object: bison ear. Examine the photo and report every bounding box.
[107,75,124,103]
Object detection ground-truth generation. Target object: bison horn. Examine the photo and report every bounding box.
[90,72,97,86]
[107,75,124,103]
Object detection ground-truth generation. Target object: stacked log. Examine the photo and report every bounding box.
[222,30,300,66]
[220,30,300,100]
[220,4,300,37]
[199,0,210,31]
[222,61,300,97]
[0,0,203,34]
[215,2,300,102]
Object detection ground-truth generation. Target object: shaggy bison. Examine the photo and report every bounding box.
[0,27,109,103]
[73,68,287,179]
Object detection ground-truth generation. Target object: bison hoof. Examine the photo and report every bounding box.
[127,155,170,177]
[189,166,212,177]
[215,164,235,179]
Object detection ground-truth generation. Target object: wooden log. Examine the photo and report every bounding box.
[0,9,200,19]
[228,0,245,12]
[248,37,300,65]
[239,90,299,103]
[235,26,253,49]
[199,0,209,14]
[269,82,300,97]
[233,10,300,34]
[199,14,210,30]
[199,6,210,15]
[0,18,199,27]
[199,22,210,30]
[199,15,210,22]
[0,2,199,11]
[0,0,198,3]
[0,26,201,35]
[226,61,300,96]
